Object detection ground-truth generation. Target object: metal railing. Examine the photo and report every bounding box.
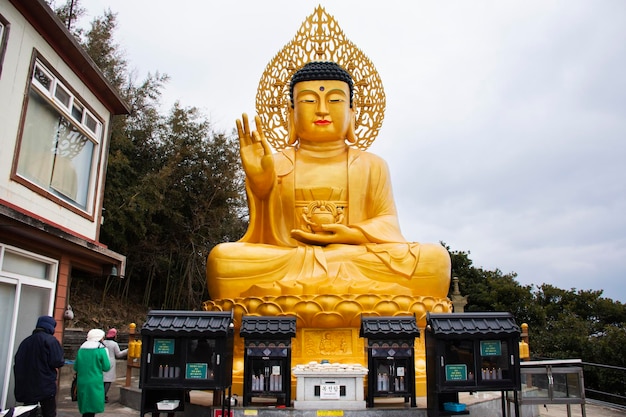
[581,361,626,407]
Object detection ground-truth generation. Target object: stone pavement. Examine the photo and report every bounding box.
[51,361,625,417]
[54,386,626,417]
[537,402,625,417]
[56,372,138,417]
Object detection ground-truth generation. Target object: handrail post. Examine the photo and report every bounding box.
[125,322,137,387]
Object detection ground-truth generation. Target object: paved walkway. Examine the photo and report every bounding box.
[56,376,137,417]
[537,402,625,417]
[50,363,625,417]
[54,386,626,417]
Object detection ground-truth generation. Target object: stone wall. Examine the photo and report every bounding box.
[63,328,131,359]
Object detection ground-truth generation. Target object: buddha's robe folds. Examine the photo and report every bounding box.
[207,147,451,300]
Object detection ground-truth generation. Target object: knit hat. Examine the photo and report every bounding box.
[36,316,56,335]
[106,328,117,338]
[87,329,105,342]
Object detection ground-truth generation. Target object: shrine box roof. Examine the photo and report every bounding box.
[240,316,296,339]
[360,315,420,339]
[426,312,520,337]
[141,310,234,337]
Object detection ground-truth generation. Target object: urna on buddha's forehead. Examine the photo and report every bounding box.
[290,61,354,107]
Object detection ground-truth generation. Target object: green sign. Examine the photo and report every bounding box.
[480,340,502,356]
[445,364,467,381]
[153,339,175,355]
[186,363,208,379]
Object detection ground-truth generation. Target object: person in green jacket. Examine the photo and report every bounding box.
[74,329,111,417]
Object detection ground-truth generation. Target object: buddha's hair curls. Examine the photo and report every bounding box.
[289,61,354,108]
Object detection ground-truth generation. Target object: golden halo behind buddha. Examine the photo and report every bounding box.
[255,6,386,151]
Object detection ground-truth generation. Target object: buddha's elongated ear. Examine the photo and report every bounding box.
[287,106,298,146]
[346,110,357,144]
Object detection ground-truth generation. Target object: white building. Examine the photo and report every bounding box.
[0,0,129,408]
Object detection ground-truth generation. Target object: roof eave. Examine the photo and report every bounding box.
[9,0,130,115]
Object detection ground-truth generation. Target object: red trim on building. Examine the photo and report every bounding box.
[0,198,107,248]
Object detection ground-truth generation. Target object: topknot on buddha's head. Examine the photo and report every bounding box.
[290,62,354,108]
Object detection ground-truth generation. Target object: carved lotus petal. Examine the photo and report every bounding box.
[391,295,416,311]
[422,296,436,311]
[312,311,346,328]
[273,295,301,313]
[293,300,323,327]
[312,294,344,311]
[373,300,401,316]
[243,296,266,313]
[354,294,382,310]
[202,301,217,311]
[430,301,450,313]
[407,304,427,327]
[334,300,365,327]
[256,302,283,317]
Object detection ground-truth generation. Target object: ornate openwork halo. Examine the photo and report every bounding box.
[255,6,386,151]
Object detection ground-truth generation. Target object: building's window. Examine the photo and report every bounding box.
[14,59,103,212]
[1,248,55,282]
[0,14,9,78]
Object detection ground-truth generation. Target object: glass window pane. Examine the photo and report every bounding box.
[552,373,582,398]
[54,84,71,108]
[479,340,510,380]
[186,338,217,380]
[84,112,98,134]
[33,65,52,92]
[0,16,9,79]
[17,89,95,209]
[527,373,551,399]
[50,117,94,207]
[6,284,53,407]
[16,91,57,185]
[71,102,83,121]
[444,339,475,382]
[0,281,16,408]
[2,251,50,280]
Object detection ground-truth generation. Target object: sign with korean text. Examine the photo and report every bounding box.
[153,339,175,355]
[480,340,502,356]
[445,364,468,381]
[186,363,208,379]
[320,384,341,399]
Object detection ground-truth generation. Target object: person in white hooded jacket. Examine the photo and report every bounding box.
[101,328,127,402]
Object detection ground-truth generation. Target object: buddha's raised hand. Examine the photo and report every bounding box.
[236,113,275,199]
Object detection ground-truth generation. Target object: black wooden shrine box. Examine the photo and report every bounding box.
[360,315,419,408]
[425,312,522,417]
[139,310,234,415]
[240,315,296,407]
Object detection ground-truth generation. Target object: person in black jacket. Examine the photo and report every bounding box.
[13,315,65,417]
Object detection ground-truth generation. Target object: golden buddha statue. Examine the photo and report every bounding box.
[207,61,451,300]
[204,7,452,397]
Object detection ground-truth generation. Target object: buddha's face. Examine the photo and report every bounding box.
[291,80,354,143]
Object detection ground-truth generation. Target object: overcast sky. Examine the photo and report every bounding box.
[81,1,626,303]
